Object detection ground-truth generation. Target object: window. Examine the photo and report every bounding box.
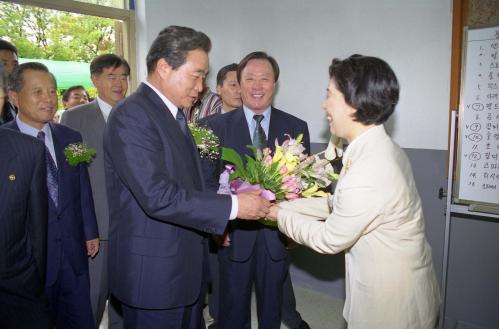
[1,0,136,89]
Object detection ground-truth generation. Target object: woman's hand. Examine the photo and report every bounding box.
[267,204,281,221]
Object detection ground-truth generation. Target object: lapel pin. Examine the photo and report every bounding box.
[8,174,16,181]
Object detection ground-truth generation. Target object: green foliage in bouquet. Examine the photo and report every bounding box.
[64,142,96,166]
[221,146,287,200]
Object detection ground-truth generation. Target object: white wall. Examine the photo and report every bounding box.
[135,0,452,150]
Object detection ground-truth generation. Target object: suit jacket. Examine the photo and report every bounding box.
[104,83,232,309]
[4,121,99,286]
[0,102,16,125]
[61,100,110,240]
[277,125,440,329]
[203,107,310,262]
[0,128,48,303]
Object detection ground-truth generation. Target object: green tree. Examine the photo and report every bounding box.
[0,2,116,62]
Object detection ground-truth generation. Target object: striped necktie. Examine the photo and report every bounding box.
[252,114,267,150]
[37,131,59,207]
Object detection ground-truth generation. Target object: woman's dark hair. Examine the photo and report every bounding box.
[329,54,399,125]
[146,25,211,74]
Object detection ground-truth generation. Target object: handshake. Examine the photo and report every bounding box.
[235,190,273,220]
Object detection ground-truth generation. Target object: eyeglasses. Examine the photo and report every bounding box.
[105,74,129,81]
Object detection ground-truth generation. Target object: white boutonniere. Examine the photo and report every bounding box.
[64,143,96,166]
[188,123,220,160]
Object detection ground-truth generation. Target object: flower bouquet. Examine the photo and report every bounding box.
[188,122,220,160]
[219,134,338,226]
[64,142,96,166]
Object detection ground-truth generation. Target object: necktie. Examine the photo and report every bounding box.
[37,131,59,208]
[252,114,267,150]
[176,109,190,140]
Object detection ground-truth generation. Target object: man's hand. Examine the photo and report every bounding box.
[237,191,271,220]
[86,238,100,258]
[212,230,231,247]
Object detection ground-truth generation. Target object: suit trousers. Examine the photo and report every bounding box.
[46,248,94,329]
[218,230,287,329]
[281,262,304,329]
[122,301,200,329]
[0,289,53,329]
[207,241,220,322]
[89,240,123,328]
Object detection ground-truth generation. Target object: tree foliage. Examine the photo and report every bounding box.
[0,2,116,62]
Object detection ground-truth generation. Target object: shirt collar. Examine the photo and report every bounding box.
[144,80,178,118]
[96,96,113,122]
[16,115,51,139]
[243,105,271,126]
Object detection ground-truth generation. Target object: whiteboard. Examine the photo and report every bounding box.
[456,26,499,205]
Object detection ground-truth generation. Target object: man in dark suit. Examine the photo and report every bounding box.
[0,65,52,328]
[202,51,310,329]
[0,39,19,124]
[61,53,129,329]
[5,62,99,329]
[103,26,270,329]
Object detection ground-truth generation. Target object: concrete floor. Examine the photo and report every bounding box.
[99,285,346,329]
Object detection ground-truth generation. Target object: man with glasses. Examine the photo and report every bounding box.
[61,53,130,329]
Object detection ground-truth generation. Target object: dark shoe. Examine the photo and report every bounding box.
[296,320,311,329]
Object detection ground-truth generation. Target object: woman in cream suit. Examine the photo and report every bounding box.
[268,55,440,329]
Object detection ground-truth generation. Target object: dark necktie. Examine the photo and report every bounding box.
[37,131,59,207]
[252,114,267,150]
[176,109,190,141]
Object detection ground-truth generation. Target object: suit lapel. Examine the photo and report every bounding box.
[140,84,191,150]
[232,108,253,156]
[139,84,204,189]
[6,121,60,211]
[50,124,67,211]
[85,101,106,134]
[268,107,285,150]
[83,102,106,152]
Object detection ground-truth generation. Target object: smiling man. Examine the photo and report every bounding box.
[60,54,129,329]
[202,51,310,329]
[4,62,99,329]
[61,85,89,110]
[103,26,271,329]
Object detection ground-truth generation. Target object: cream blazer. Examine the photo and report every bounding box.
[278,125,440,329]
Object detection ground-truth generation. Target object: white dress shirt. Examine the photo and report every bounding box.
[16,116,57,167]
[96,96,113,122]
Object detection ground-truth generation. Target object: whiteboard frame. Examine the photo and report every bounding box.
[454,25,499,208]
